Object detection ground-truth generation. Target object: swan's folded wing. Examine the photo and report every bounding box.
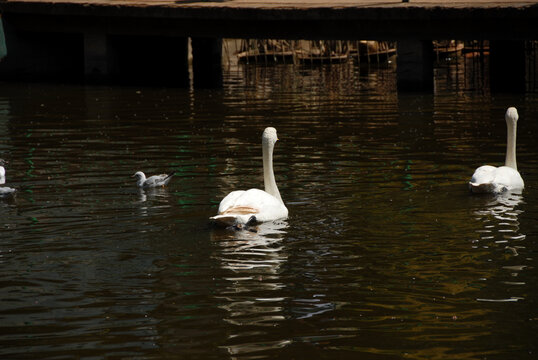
[470,165,496,184]
[217,190,248,214]
[212,189,287,225]
[469,165,524,194]
[219,189,279,212]
[469,165,497,192]
[493,166,524,192]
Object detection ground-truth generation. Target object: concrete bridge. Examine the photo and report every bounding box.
[0,0,537,90]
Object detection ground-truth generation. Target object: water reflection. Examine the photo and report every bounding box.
[212,221,289,355]
[471,193,528,303]
[137,187,171,203]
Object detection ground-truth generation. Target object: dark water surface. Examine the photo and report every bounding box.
[1,63,538,359]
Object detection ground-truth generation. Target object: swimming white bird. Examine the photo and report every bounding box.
[469,107,524,194]
[133,171,174,188]
[0,159,8,185]
[0,159,6,178]
[210,127,288,227]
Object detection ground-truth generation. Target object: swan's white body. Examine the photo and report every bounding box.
[0,159,6,179]
[133,171,174,188]
[211,127,288,226]
[1,159,7,185]
[469,107,524,194]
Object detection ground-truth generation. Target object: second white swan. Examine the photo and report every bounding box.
[469,107,524,194]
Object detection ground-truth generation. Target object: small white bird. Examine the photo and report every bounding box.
[210,127,288,227]
[133,171,175,188]
[469,107,524,194]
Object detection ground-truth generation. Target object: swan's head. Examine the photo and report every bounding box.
[0,159,6,166]
[262,127,279,147]
[505,107,519,124]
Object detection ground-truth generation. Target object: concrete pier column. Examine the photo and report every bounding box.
[191,37,223,88]
[0,17,7,61]
[490,40,526,93]
[397,40,434,92]
[84,30,109,83]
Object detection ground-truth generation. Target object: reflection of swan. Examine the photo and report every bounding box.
[469,107,524,194]
[133,171,174,188]
[210,127,288,226]
[473,192,523,221]
[212,221,288,271]
[212,220,288,331]
[0,186,16,197]
[472,192,527,302]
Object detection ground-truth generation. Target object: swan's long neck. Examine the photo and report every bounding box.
[505,120,518,170]
[263,142,283,203]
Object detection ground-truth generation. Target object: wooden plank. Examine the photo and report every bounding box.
[2,0,538,8]
[1,0,537,12]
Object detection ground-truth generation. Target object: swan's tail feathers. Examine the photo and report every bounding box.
[469,181,498,194]
[209,214,239,227]
[210,213,258,228]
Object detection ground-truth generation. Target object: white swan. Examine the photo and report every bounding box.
[469,107,524,194]
[0,159,8,185]
[0,159,6,178]
[133,171,174,188]
[0,159,15,196]
[210,127,288,227]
